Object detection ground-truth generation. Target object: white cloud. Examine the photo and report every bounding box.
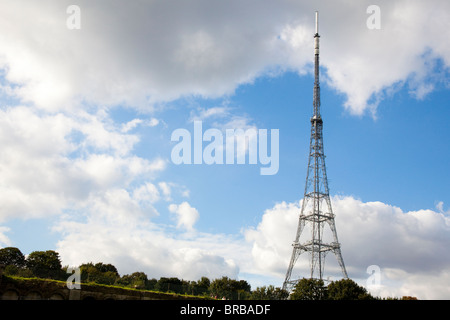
[121,118,159,133]
[148,118,160,127]
[121,119,143,133]
[54,198,245,280]
[386,269,450,300]
[323,0,450,115]
[0,0,449,298]
[133,183,160,205]
[158,182,171,201]
[1,1,448,115]
[244,201,300,278]
[194,105,260,163]
[73,154,164,190]
[333,196,450,276]
[73,110,140,157]
[51,192,450,298]
[244,196,450,299]
[0,226,12,247]
[168,202,200,231]
[189,106,231,122]
[0,105,165,223]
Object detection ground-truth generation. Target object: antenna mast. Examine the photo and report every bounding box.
[313,11,320,118]
[282,11,348,293]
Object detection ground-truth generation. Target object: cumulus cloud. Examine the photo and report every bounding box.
[0,226,11,247]
[189,106,231,122]
[1,0,448,115]
[54,198,245,280]
[168,202,200,231]
[121,118,159,133]
[244,196,450,299]
[0,105,165,223]
[334,197,450,277]
[0,0,285,111]
[244,201,300,277]
[0,0,449,298]
[319,1,450,115]
[187,104,261,166]
[158,182,172,201]
[133,183,161,205]
[51,194,450,298]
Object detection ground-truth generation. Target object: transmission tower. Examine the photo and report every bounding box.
[282,11,348,293]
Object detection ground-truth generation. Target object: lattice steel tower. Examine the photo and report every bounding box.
[283,11,348,292]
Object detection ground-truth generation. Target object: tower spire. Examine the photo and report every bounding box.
[313,11,320,118]
[282,12,348,293]
[315,11,319,35]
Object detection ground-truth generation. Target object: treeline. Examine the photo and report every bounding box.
[0,247,416,300]
[0,247,286,299]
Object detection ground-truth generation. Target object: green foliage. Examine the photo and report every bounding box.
[79,262,120,285]
[0,247,26,268]
[0,247,33,277]
[327,278,374,300]
[251,285,289,300]
[147,278,158,291]
[209,276,251,300]
[117,271,149,289]
[401,296,418,300]
[93,262,119,275]
[191,276,211,296]
[26,250,65,280]
[155,277,185,294]
[4,264,34,277]
[0,246,392,300]
[290,277,375,300]
[290,278,327,300]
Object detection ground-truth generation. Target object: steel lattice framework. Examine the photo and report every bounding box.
[282,12,348,293]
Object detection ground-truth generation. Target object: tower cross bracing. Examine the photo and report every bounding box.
[282,11,348,293]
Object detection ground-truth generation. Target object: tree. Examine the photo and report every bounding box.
[156,277,183,293]
[94,262,119,275]
[251,285,289,300]
[326,278,373,300]
[191,277,211,296]
[26,250,64,280]
[79,262,120,285]
[147,278,157,291]
[130,271,148,285]
[0,247,30,277]
[118,272,149,289]
[210,276,251,300]
[290,278,326,300]
[0,247,26,268]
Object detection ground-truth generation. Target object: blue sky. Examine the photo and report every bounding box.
[0,0,449,299]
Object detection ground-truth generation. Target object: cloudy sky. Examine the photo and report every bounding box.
[0,0,449,299]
